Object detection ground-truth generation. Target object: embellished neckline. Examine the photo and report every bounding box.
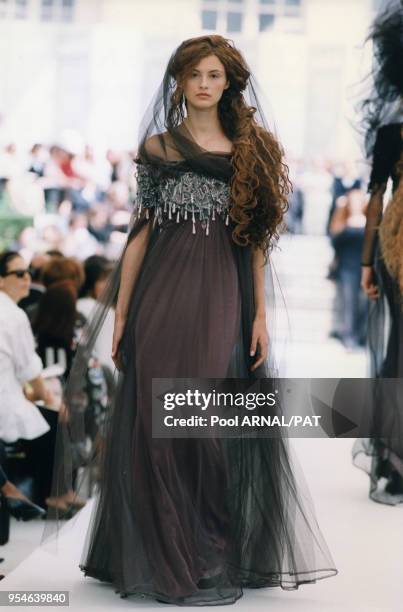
[135,164,232,236]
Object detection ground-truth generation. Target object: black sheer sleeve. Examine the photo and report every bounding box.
[361,125,397,266]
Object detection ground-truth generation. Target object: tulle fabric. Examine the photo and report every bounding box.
[352,119,403,504]
[352,243,403,505]
[41,160,337,604]
[83,193,337,604]
[41,38,337,605]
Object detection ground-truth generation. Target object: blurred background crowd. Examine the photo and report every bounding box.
[0,137,135,260]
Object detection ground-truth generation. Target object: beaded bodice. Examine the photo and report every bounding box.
[133,163,232,236]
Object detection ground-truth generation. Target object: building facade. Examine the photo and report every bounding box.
[0,0,379,158]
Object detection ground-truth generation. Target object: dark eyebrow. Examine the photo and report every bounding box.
[191,68,223,74]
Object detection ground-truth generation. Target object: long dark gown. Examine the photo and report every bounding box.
[77,148,337,605]
[352,121,403,504]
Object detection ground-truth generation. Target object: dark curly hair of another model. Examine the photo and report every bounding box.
[165,34,291,262]
[360,0,403,158]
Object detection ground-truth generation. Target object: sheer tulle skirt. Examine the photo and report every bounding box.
[352,244,403,505]
[79,218,337,605]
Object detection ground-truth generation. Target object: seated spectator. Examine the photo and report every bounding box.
[33,279,81,377]
[87,205,113,244]
[63,214,99,259]
[33,267,109,507]
[0,251,51,446]
[28,144,48,179]
[25,255,84,326]
[77,255,115,373]
[33,278,85,423]
[0,251,82,515]
[18,253,50,313]
[41,255,84,290]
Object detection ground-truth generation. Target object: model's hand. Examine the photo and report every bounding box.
[112,316,126,371]
[250,316,269,371]
[361,266,380,300]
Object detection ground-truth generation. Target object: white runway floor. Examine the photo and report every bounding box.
[1,437,402,612]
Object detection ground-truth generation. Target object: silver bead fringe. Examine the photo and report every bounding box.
[133,164,231,236]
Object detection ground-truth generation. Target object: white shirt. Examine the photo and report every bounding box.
[77,297,115,373]
[0,291,50,443]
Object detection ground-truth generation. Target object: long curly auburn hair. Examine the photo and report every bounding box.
[166,35,291,261]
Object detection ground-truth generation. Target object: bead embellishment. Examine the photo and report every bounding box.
[134,163,232,236]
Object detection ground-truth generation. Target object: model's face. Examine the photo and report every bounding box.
[182,54,229,111]
[0,255,31,303]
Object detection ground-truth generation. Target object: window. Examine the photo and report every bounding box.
[227,11,242,32]
[41,0,53,21]
[258,0,304,32]
[201,0,303,36]
[41,0,74,22]
[202,9,217,30]
[0,0,29,19]
[15,0,27,19]
[284,0,301,17]
[61,0,73,22]
[259,13,275,31]
[0,0,8,19]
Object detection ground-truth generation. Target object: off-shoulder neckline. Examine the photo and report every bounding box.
[139,152,232,166]
[143,131,233,161]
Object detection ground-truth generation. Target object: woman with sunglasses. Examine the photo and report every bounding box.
[0,251,54,519]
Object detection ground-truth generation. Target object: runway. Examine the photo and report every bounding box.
[1,437,402,611]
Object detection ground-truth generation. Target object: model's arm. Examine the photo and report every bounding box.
[361,185,385,267]
[112,150,161,368]
[115,221,152,320]
[360,185,385,301]
[112,220,152,368]
[360,124,390,302]
[252,246,266,319]
[361,124,395,300]
[250,246,269,371]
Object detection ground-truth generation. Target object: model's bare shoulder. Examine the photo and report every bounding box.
[142,134,166,158]
[142,132,182,162]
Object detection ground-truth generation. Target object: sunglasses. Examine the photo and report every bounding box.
[3,269,31,279]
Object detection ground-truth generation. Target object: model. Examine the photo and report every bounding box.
[44,35,337,605]
[353,1,403,504]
